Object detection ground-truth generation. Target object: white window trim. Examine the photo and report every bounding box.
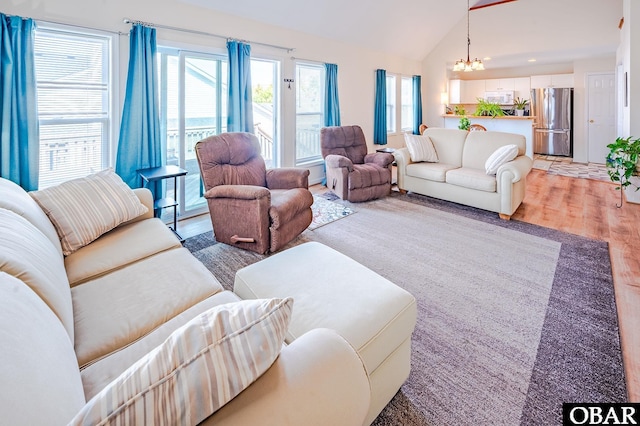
[294,61,325,166]
[400,76,414,132]
[34,22,118,187]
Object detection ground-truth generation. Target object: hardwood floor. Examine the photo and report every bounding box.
[180,170,640,401]
[513,170,640,402]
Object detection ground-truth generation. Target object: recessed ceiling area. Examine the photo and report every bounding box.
[178,0,621,69]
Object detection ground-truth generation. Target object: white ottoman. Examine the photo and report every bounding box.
[234,242,417,424]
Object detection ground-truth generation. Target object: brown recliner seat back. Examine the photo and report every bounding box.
[195,132,267,190]
[320,125,368,164]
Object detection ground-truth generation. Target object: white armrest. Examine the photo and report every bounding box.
[496,155,533,184]
[203,328,371,426]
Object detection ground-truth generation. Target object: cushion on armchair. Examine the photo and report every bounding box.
[266,167,310,190]
[69,298,293,426]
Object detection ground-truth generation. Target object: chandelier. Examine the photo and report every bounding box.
[453,0,484,72]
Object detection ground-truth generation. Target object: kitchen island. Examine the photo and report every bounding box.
[442,115,535,159]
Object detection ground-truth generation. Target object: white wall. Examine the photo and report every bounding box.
[4,0,421,182]
[619,0,640,139]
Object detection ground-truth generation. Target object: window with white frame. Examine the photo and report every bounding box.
[295,62,324,164]
[386,74,396,133]
[401,77,414,132]
[34,26,113,189]
[157,48,227,216]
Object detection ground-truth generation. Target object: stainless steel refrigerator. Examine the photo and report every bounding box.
[530,88,573,156]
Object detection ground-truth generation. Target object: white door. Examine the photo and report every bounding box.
[588,73,616,164]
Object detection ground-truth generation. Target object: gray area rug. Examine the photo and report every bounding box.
[184,192,626,425]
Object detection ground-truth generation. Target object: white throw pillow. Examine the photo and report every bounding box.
[485,144,519,175]
[404,133,439,163]
[30,168,148,255]
[69,298,293,426]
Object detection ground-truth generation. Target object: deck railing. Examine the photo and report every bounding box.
[39,124,321,189]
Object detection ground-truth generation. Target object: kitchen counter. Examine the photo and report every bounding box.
[442,114,536,120]
[442,115,535,158]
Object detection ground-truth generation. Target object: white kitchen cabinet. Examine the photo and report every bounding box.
[530,75,551,89]
[485,78,515,91]
[530,73,574,88]
[448,79,485,104]
[449,79,461,104]
[462,79,486,103]
[551,73,574,88]
[514,77,531,100]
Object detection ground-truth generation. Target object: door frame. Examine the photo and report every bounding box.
[585,71,616,164]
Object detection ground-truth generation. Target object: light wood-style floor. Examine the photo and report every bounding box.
[180,170,640,402]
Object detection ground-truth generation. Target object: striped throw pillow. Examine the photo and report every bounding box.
[485,144,519,175]
[404,133,439,163]
[30,168,148,256]
[69,298,293,426]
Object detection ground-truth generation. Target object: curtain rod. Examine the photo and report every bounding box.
[123,18,295,53]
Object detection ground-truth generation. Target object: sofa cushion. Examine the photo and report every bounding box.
[0,273,86,425]
[69,298,293,426]
[404,133,438,163]
[446,167,497,192]
[72,247,224,367]
[81,291,242,400]
[406,162,459,182]
[462,131,526,170]
[485,144,519,175]
[0,177,64,257]
[0,208,75,342]
[65,218,182,287]
[30,168,148,256]
[422,128,468,167]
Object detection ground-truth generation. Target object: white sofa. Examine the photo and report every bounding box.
[0,176,371,425]
[394,128,533,219]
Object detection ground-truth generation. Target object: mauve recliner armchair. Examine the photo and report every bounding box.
[195,132,313,254]
[321,125,394,202]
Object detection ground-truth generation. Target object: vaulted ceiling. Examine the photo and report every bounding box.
[179,0,622,69]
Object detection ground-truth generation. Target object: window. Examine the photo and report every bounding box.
[295,63,324,164]
[401,77,414,131]
[251,59,280,168]
[157,49,227,217]
[34,26,113,189]
[386,74,396,133]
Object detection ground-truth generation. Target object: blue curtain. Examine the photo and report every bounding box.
[324,63,341,126]
[115,24,162,198]
[227,40,253,133]
[374,69,387,145]
[412,75,423,135]
[0,14,39,190]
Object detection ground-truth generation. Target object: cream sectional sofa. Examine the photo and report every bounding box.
[394,128,533,219]
[0,176,372,425]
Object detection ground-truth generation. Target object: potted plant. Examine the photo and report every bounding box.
[473,99,505,117]
[458,117,470,131]
[606,136,640,207]
[454,105,466,116]
[514,97,528,116]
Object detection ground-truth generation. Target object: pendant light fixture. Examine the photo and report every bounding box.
[453,0,484,72]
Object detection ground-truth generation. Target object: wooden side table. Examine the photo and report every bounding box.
[137,165,188,242]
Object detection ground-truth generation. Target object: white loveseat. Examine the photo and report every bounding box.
[394,128,533,219]
[0,175,372,425]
